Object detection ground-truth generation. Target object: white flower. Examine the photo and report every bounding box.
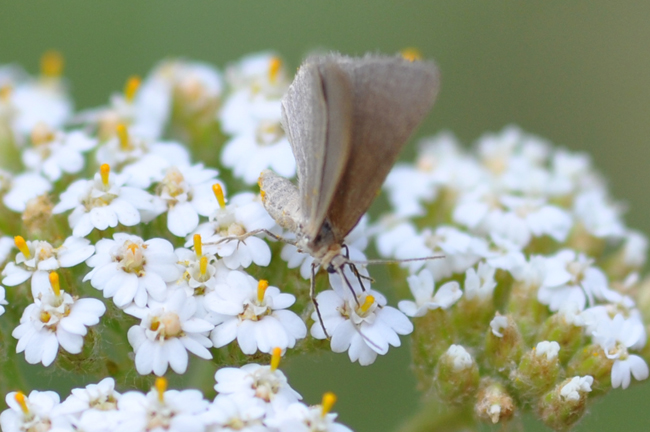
[155,164,221,237]
[2,171,52,212]
[13,273,105,366]
[57,377,121,416]
[202,394,266,432]
[0,390,69,432]
[190,191,277,269]
[117,382,209,432]
[164,60,223,118]
[0,286,7,316]
[52,165,158,237]
[0,236,14,265]
[464,262,498,301]
[383,163,438,217]
[560,376,593,401]
[283,215,369,279]
[591,313,649,389]
[398,268,462,317]
[221,114,296,185]
[310,267,413,366]
[445,345,474,371]
[127,289,214,376]
[621,230,647,268]
[534,341,560,360]
[207,270,306,355]
[573,189,626,239]
[2,235,95,297]
[119,141,192,189]
[265,401,353,432]
[214,362,301,411]
[538,250,622,311]
[11,79,72,137]
[22,127,96,182]
[84,234,181,308]
[490,315,509,338]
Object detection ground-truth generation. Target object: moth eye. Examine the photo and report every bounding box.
[327,264,336,274]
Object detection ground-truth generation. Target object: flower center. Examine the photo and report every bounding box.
[255,120,284,146]
[117,241,147,276]
[149,312,183,339]
[160,167,188,200]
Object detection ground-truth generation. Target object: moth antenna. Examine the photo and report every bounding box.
[311,263,330,339]
[348,255,445,266]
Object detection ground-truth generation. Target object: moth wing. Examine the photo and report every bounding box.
[326,55,440,241]
[281,58,353,239]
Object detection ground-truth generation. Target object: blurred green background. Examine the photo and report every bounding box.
[2,1,650,431]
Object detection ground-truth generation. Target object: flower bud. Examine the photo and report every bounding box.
[537,376,593,431]
[511,341,561,401]
[537,306,585,364]
[475,378,515,425]
[411,309,456,390]
[506,279,549,344]
[434,344,479,405]
[485,314,525,375]
[566,344,613,395]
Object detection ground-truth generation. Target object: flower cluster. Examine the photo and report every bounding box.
[0,352,351,432]
[0,50,649,432]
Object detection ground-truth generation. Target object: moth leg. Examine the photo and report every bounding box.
[337,266,360,306]
[311,262,330,339]
[350,263,367,292]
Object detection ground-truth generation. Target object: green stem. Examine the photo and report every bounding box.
[397,398,477,432]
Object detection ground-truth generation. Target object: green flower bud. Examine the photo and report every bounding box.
[475,378,515,425]
[537,376,593,431]
[484,313,525,375]
[567,344,613,394]
[537,308,584,364]
[411,309,456,391]
[511,341,562,401]
[434,344,479,406]
[506,279,549,344]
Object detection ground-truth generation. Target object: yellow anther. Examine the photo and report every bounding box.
[40,311,51,323]
[124,75,141,102]
[257,279,269,303]
[401,48,422,62]
[193,234,203,257]
[200,256,208,276]
[270,347,282,371]
[100,164,110,186]
[41,50,64,78]
[14,236,31,259]
[321,392,337,417]
[212,183,226,209]
[127,242,139,255]
[154,377,167,402]
[49,271,61,297]
[359,295,375,314]
[14,392,29,414]
[268,57,282,83]
[116,123,130,150]
[0,85,11,102]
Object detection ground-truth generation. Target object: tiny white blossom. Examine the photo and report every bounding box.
[573,189,626,239]
[207,270,306,355]
[445,345,474,371]
[57,377,121,416]
[534,341,560,360]
[464,262,497,301]
[2,171,52,213]
[560,376,593,401]
[84,234,181,308]
[155,164,221,237]
[1,390,69,432]
[202,394,266,432]
[398,268,462,317]
[127,289,214,376]
[13,275,105,366]
[52,167,157,237]
[11,78,73,137]
[490,315,509,338]
[265,401,353,432]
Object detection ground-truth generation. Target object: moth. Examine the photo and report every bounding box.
[256,53,441,333]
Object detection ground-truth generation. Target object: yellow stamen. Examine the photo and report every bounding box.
[40,311,51,323]
[200,256,208,276]
[321,392,337,417]
[14,392,29,414]
[270,347,282,371]
[360,295,375,314]
[212,183,226,209]
[41,50,64,78]
[49,271,61,297]
[401,48,422,62]
[268,57,282,83]
[100,164,110,186]
[14,236,31,259]
[0,85,11,102]
[257,279,269,303]
[116,123,130,150]
[127,242,139,255]
[191,233,202,257]
[124,75,141,102]
[154,377,167,402]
